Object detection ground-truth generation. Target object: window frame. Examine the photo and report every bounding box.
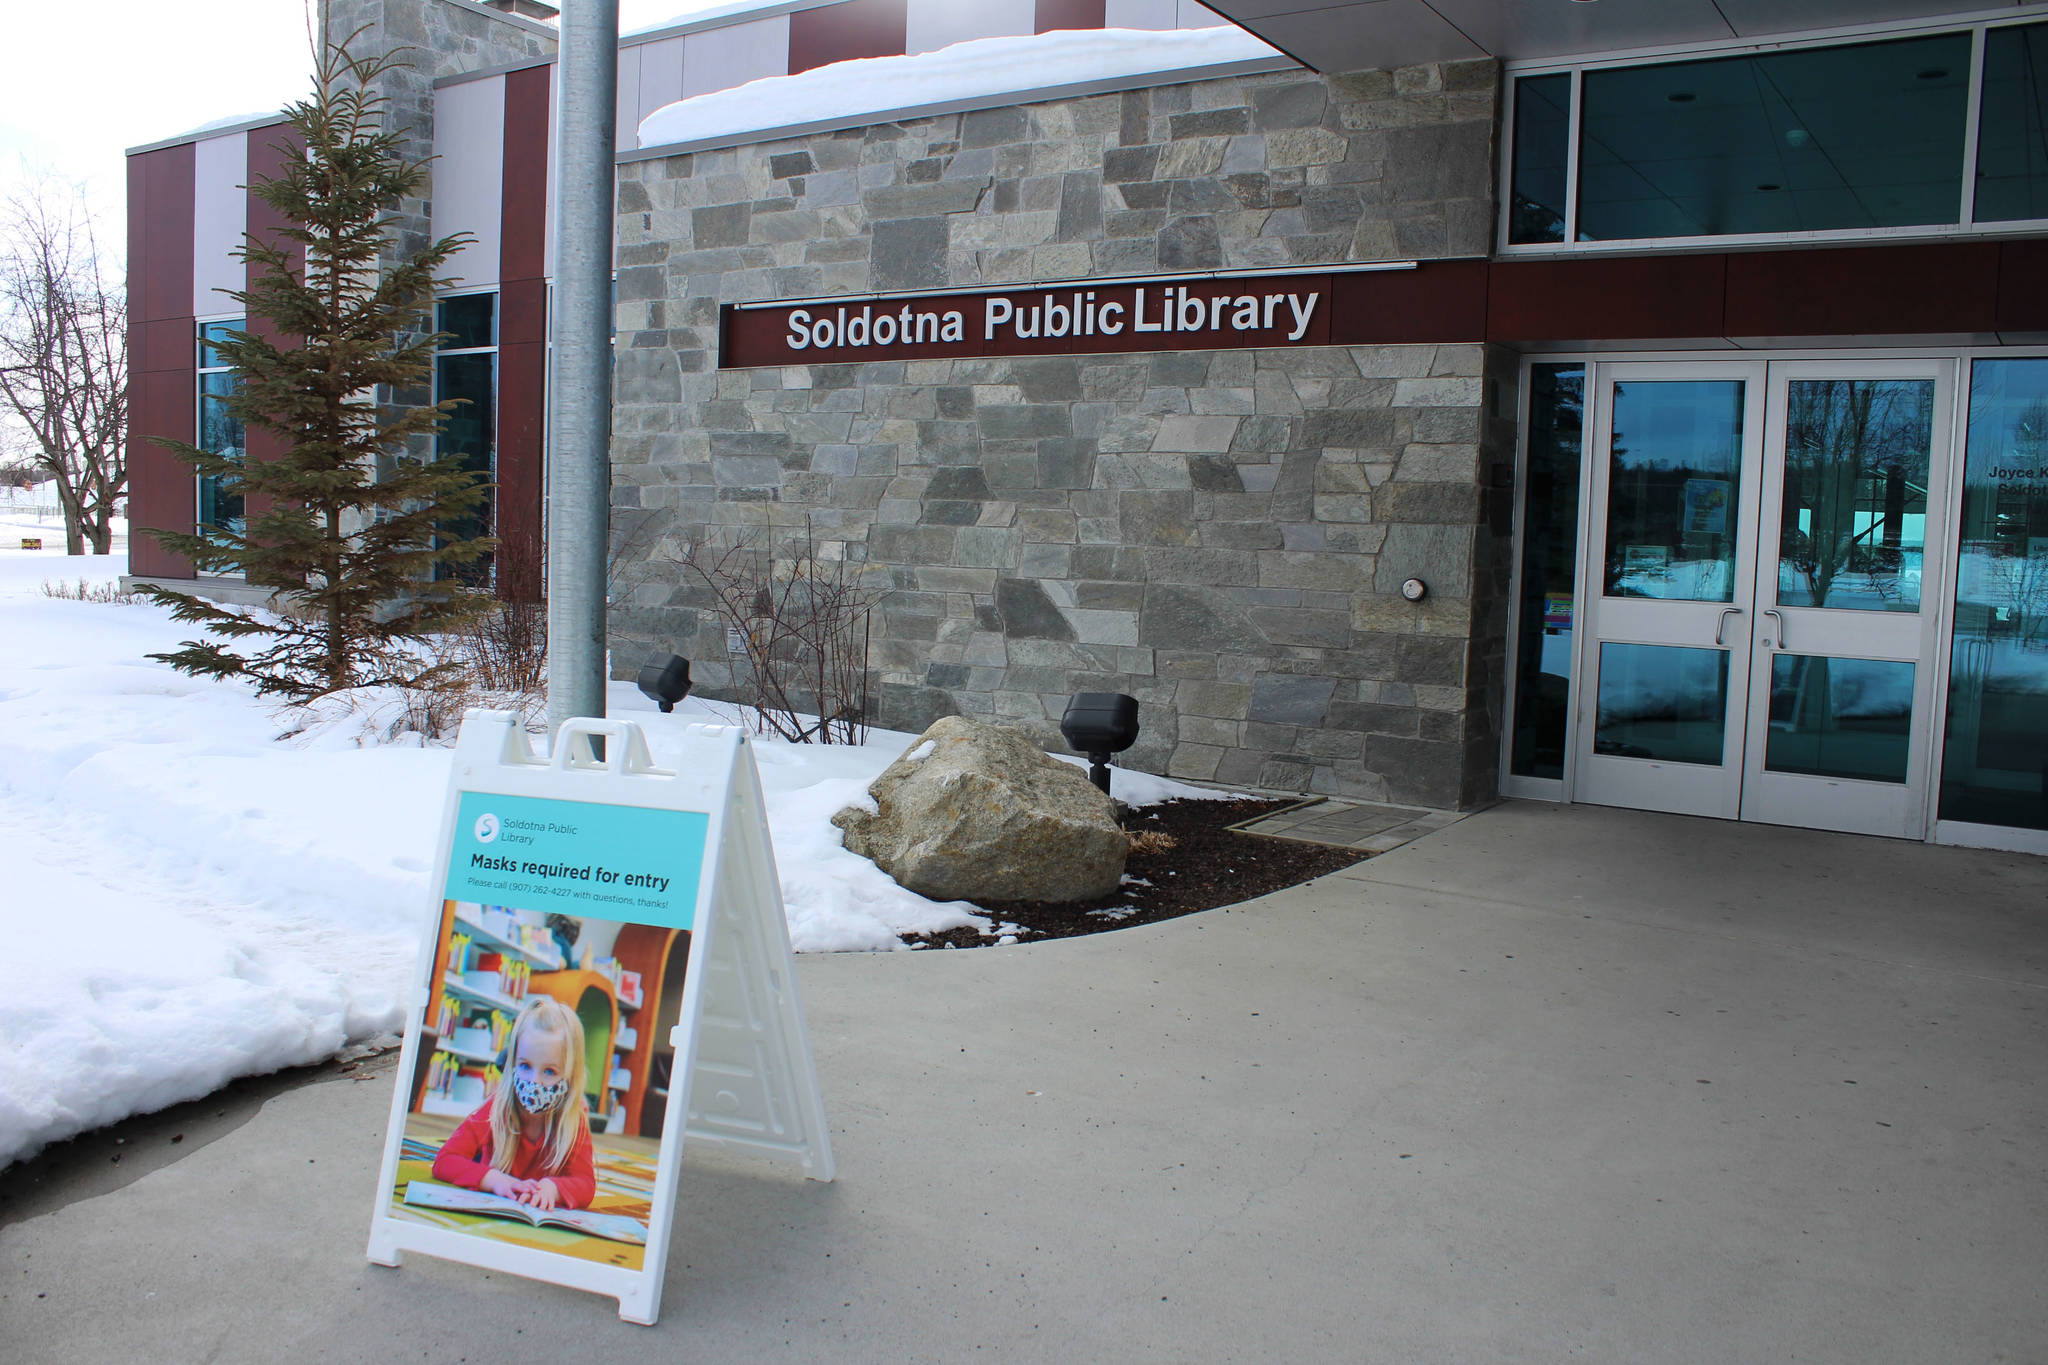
[1497,9,2048,257]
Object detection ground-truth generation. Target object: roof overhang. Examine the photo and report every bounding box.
[1198,0,2048,73]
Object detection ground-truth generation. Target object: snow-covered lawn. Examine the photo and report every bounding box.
[0,550,1213,1166]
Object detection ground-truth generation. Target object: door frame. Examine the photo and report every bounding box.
[1573,359,1768,820]
[1499,345,2033,848]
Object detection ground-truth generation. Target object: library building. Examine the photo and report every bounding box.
[124,0,2048,853]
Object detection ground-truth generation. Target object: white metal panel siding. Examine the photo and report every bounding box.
[906,0,1035,54]
[637,36,686,129]
[191,133,246,317]
[1106,0,1179,31]
[433,75,505,289]
[681,15,791,99]
[616,45,642,151]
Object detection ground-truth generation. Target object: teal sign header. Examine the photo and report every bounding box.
[444,791,708,931]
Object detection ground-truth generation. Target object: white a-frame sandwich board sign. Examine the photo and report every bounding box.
[367,712,834,1324]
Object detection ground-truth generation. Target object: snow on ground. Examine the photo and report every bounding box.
[0,480,126,561]
[638,25,1280,148]
[0,549,1226,1165]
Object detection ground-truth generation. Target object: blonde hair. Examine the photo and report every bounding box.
[488,997,589,1177]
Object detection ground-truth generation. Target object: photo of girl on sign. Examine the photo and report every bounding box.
[387,901,695,1270]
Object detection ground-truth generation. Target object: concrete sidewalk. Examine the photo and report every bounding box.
[5,802,2045,1362]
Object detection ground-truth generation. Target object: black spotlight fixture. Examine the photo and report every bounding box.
[636,654,692,713]
[1060,692,1140,795]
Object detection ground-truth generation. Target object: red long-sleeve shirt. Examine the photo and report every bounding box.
[429,1100,597,1210]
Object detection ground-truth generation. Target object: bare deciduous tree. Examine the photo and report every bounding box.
[0,181,126,555]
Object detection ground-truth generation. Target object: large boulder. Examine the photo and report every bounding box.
[833,716,1127,903]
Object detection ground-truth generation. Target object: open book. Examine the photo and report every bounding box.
[403,1180,648,1246]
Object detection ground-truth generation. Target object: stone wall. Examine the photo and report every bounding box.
[608,59,1512,807]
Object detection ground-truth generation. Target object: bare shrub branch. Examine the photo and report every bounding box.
[673,518,883,744]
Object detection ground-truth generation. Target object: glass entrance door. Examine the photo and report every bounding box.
[1576,363,1766,818]
[1741,363,1953,836]
[1573,360,1956,836]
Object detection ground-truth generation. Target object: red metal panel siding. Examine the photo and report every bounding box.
[1487,255,1728,344]
[1994,239,2048,335]
[241,124,303,529]
[1333,260,1488,344]
[787,0,908,74]
[498,63,552,600]
[1035,0,1106,33]
[126,143,196,578]
[1723,243,2002,339]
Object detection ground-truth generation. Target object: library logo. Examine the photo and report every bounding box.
[474,812,501,844]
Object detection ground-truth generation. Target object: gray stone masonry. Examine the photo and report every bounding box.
[608,59,1512,808]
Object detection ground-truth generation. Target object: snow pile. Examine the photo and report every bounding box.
[638,25,1281,149]
[0,550,1226,1164]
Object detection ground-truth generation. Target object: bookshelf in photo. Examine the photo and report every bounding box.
[409,903,683,1138]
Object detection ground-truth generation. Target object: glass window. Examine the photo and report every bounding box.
[435,294,498,580]
[1594,643,1730,766]
[1510,364,1584,779]
[1509,74,1571,245]
[196,319,246,539]
[1976,22,2048,223]
[1777,378,1934,612]
[1939,358,2048,830]
[1765,655,1915,782]
[1575,32,1971,241]
[437,293,497,349]
[1605,380,1746,602]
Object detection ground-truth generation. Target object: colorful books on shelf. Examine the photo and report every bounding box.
[614,1025,637,1052]
[608,1065,631,1091]
[618,970,644,1010]
[402,1180,647,1246]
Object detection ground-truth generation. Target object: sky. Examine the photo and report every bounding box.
[0,0,745,262]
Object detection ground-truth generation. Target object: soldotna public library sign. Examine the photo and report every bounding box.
[717,264,1459,368]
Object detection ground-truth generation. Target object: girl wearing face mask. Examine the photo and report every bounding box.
[430,997,597,1212]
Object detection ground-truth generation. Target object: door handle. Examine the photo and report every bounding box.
[1714,607,1744,646]
[1762,608,1786,648]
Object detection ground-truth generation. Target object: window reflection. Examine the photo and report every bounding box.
[196,319,245,540]
[1511,364,1583,779]
[1765,654,1914,782]
[1576,33,1970,242]
[1777,378,1932,612]
[435,294,498,585]
[1975,22,2048,223]
[1941,359,2048,830]
[1605,380,1745,602]
[1509,74,1570,245]
[1594,643,1729,766]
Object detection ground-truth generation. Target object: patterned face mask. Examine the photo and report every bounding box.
[512,1074,569,1114]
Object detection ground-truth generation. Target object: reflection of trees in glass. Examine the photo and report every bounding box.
[1780,379,1930,607]
[1970,397,2048,648]
[1604,381,1744,602]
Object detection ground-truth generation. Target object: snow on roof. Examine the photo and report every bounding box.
[636,24,1285,151]
[622,0,787,39]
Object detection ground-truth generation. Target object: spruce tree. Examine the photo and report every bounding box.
[147,36,491,700]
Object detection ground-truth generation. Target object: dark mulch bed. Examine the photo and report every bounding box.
[900,797,1367,949]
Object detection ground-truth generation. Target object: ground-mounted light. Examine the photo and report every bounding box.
[636,654,693,713]
[1060,692,1141,796]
